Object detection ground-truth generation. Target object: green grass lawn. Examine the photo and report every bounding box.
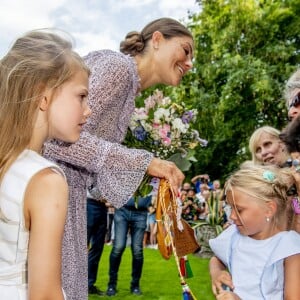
[89,245,215,300]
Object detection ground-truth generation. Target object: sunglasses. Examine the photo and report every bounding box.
[288,91,300,110]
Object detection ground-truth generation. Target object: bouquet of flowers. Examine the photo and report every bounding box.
[124,89,208,198]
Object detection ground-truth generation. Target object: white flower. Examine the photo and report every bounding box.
[161,96,172,106]
[172,118,188,133]
[154,108,170,123]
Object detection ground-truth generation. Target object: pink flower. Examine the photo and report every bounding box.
[145,96,156,111]
[162,137,172,146]
[134,108,148,119]
[159,124,171,139]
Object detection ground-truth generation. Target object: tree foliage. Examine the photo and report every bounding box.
[163,0,300,182]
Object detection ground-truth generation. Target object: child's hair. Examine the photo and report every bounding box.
[248,126,281,164]
[120,17,193,56]
[0,29,89,181]
[225,162,294,227]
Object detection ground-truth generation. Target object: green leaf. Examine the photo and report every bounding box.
[167,153,192,172]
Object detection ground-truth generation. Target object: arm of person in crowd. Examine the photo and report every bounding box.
[209,256,234,297]
[191,173,209,184]
[181,199,193,210]
[25,168,67,300]
[191,174,202,184]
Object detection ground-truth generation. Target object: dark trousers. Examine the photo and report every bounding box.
[108,207,147,289]
[106,213,114,242]
[87,198,107,288]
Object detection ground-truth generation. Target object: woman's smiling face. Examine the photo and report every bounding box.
[155,35,194,87]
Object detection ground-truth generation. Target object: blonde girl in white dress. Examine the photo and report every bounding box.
[209,162,300,299]
[0,30,91,299]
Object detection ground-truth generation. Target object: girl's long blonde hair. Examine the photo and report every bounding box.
[0,29,89,182]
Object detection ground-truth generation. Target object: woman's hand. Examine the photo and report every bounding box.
[147,157,184,195]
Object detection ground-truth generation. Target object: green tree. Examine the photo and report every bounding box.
[167,0,300,182]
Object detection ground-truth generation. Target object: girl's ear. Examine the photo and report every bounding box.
[151,31,164,49]
[39,90,52,111]
[266,200,277,218]
[39,96,48,111]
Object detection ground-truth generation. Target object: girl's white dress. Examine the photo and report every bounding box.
[0,149,66,299]
[209,224,300,300]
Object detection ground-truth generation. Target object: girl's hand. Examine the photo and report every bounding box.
[216,290,241,300]
[211,270,234,296]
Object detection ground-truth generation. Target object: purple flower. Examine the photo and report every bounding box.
[133,126,148,141]
[181,111,194,124]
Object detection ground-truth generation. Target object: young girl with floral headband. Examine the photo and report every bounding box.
[209,162,300,299]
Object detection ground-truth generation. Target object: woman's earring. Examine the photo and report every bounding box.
[266,217,270,222]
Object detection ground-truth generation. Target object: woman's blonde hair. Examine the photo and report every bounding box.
[120,17,193,56]
[225,162,293,227]
[248,126,281,164]
[0,29,89,181]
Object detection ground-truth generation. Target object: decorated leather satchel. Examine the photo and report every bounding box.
[156,179,200,299]
[156,179,200,259]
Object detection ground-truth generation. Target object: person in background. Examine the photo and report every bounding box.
[279,116,300,233]
[209,162,300,299]
[212,179,222,197]
[284,68,300,122]
[147,203,157,248]
[182,188,202,223]
[87,187,109,296]
[191,174,213,193]
[0,30,90,299]
[249,125,300,232]
[181,182,192,192]
[248,126,289,167]
[43,17,192,299]
[107,195,152,296]
[106,206,115,245]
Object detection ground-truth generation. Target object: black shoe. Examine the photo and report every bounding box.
[106,286,117,296]
[131,287,142,295]
[88,285,105,296]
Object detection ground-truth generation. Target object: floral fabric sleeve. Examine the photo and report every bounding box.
[43,50,153,207]
[43,134,152,207]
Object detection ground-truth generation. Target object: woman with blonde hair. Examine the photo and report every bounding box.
[249,126,289,166]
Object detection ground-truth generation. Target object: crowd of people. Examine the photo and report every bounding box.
[180,176,225,224]
[0,15,299,300]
